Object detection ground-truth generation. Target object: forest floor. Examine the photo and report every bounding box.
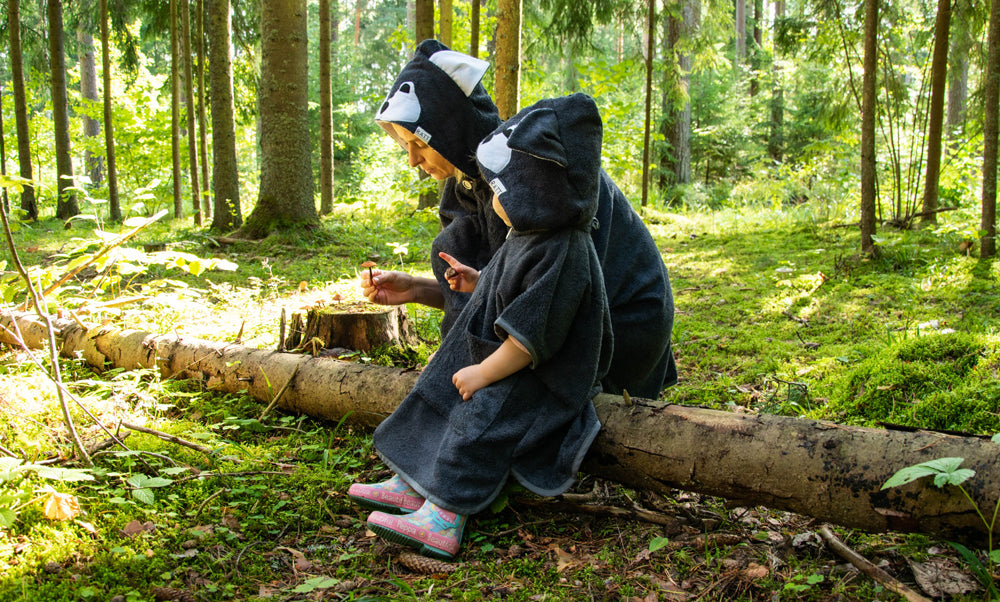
[0,201,997,601]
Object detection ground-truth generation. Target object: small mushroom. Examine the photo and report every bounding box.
[361,260,377,283]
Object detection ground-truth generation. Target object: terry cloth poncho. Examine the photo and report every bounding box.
[375,40,676,398]
[373,94,613,515]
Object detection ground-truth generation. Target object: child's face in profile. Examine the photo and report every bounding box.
[492,194,511,227]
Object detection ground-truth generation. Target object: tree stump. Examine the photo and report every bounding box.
[283,303,417,354]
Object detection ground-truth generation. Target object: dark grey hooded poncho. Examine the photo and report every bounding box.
[375,39,676,399]
[373,94,613,515]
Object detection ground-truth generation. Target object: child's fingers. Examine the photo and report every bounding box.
[438,251,460,268]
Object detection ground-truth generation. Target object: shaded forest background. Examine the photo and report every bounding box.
[0,0,996,254]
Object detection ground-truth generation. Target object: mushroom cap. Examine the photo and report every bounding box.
[361,261,378,268]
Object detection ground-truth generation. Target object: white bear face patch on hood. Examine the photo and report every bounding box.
[376,82,421,126]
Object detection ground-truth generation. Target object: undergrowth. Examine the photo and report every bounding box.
[0,200,997,600]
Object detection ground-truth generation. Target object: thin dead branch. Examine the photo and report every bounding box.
[119,421,217,456]
[819,524,931,602]
[0,205,91,466]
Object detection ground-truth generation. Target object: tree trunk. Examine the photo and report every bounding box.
[208,0,243,231]
[196,0,211,221]
[470,0,480,57]
[319,0,334,216]
[181,0,202,226]
[0,86,7,213]
[239,0,318,239]
[735,0,746,64]
[8,0,38,220]
[413,0,438,208]
[860,0,879,256]
[946,0,972,137]
[99,0,122,223]
[980,0,1000,259]
[171,0,183,219]
[661,0,696,192]
[768,0,784,162]
[919,0,951,226]
[641,0,655,208]
[415,0,432,41]
[1,308,997,549]
[48,0,78,220]
[438,0,452,46]
[77,30,103,188]
[354,0,364,46]
[494,0,521,120]
[749,0,762,96]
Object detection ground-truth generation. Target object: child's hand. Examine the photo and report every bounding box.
[439,252,479,293]
[453,364,490,400]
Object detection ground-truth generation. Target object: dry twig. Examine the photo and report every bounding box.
[818,524,931,602]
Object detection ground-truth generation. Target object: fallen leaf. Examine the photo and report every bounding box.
[552,546,579,573]
[122,520,156,537]
[743,562,769,579]
[277,546,313,572]
[906,556,980,597]
[42,492,81,521]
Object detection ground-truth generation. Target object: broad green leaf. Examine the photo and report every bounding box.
[141,477,174,488]
[292,576,339,593]
[30,466,94,482]
[0,457,24,482]
[65,254,95,272]
[186,259,205,276]
[131,488,155,505]
[649,536,671,552]
[0,507,16,528]
[123,217,149,228]
[882,457,974,490]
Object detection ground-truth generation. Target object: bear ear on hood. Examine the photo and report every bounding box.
[427,50,490,97]
[505,108,568,167]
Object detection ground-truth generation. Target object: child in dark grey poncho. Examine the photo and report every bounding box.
[350,94,613,560]
[362,40,676,400]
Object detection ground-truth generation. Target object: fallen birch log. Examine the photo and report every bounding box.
[1,309,997,548]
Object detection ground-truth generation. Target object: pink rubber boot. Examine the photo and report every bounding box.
[347,475,424,513]
[367,500,467,560]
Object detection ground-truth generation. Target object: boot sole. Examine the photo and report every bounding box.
[348,493,421,514]
[368,522,457,561]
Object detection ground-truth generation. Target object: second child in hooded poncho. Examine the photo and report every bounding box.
[350,94,613,561]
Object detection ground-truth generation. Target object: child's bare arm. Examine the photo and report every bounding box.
[452,337,532,400]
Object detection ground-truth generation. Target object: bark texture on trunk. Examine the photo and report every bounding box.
[48,0,79,219]
[494,0,521,119]
[240,0,318,238]
[8,0,38,220]
[2,311,997,547]
[208,0,243,231]
[859,0,879,256]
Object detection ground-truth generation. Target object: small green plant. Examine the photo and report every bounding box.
[881,441,1000,598]
[783,572,825,595]
[0,457,94,528]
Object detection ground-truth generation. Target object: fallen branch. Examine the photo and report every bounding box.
[119,421,217,457]
[819,524,931,602]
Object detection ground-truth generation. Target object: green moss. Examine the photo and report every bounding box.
[815,332,999,433]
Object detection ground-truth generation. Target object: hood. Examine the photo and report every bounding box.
[476,93,603,232]
[374,39,502,177]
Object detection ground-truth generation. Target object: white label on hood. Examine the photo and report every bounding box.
[488,178,507,197]
[414,126,432,143]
